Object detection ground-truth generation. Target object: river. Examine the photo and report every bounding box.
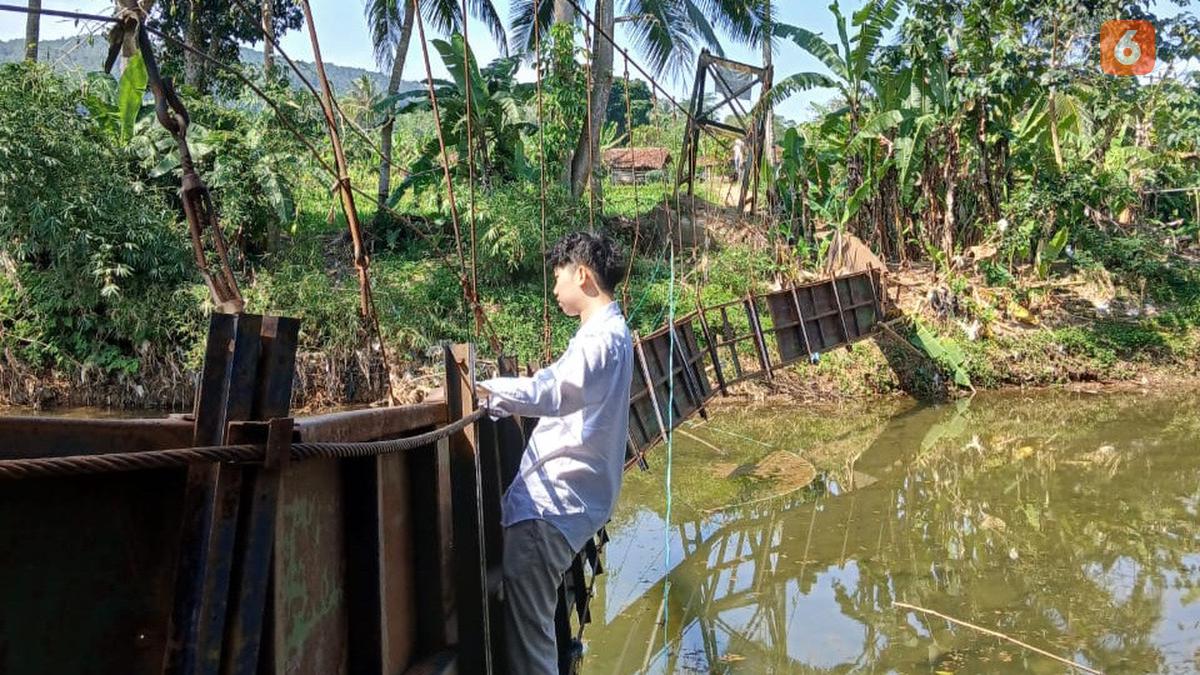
[584,389,1200,674]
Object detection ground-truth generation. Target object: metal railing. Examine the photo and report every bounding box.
[0,270,884,675]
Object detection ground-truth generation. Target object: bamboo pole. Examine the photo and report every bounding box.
[892,602,1103,675]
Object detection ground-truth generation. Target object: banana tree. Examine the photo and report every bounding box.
[366,0,507,224]
[770,0,901,134]
[768,0,903,250]
[777,125,836,247]
[79,55,150,146]
[383,34,534,199]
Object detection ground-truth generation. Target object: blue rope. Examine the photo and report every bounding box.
[627,248,666,322]
[659,230,676,649]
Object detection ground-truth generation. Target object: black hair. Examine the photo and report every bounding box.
[547,231,625,296]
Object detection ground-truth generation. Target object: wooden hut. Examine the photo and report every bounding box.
[602,147,671,184]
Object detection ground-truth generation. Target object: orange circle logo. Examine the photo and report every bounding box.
[1100,20,1156,75]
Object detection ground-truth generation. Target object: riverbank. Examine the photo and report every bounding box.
[6,309,1198,413]
[4,173,1199,412]
[729,318,1200,406]
[4,252,1199,412]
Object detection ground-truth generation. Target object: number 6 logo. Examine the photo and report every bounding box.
[1101,20,1155,75]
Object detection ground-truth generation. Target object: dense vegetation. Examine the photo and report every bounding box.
[2,0,1199,407]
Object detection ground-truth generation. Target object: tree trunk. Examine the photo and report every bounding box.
[203,28,222,91]
[974,97,998,224]
[942,129,959,255]
[761,28,774,168]
[24,0,40,62]
[375,7,416,223]
[553,0,574,25]
[261,0,274,73]
[569,0,614,202]
[184,0,205,89]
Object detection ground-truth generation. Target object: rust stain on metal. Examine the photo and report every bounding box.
[0,416,193,459]
[294,402,446,443]
[379,454,417,670]
[274,458,348,675]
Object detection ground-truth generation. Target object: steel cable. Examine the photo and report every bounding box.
[0,408,487,480]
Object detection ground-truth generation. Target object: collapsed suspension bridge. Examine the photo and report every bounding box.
[0,2,888,673]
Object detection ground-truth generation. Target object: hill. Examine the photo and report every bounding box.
[0,36,418,95]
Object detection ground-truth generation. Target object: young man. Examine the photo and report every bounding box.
[477,231,634,674]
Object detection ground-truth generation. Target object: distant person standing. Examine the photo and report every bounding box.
[732,137,747,182]
[477,232,634,674]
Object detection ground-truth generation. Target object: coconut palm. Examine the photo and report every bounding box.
[24,0,41,61]
[340,75,384,128]
[366,0,507,222]
[510,0,740,199]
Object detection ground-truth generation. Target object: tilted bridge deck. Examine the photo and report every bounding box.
[0,270,884,675]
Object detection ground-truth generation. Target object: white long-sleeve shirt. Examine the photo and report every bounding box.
[479,301,634,553]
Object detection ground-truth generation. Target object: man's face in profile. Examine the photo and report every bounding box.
[552,263,586,317]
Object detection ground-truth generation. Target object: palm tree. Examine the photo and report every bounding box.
[342,74,383,127]
[366,0,507,221]
[511,0,734,199]
[24,0,41,62]
[567,0,612,200]
[261,0,274,72]
[752,0,777,167]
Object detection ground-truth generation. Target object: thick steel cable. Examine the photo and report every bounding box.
[534,17,552,363]
[582,22,597,232]
[0,444,261,480]
[0,408,487,480]
[619,56,641,311]
[461,0,481,335]
[292,406,486,458]
[0,3,116,24]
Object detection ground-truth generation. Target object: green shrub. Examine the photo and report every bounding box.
[0,63,198,372]
[139,81,319,261]
[475,182,587,286]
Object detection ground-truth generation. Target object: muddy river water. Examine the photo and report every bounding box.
[584,389,1200,674]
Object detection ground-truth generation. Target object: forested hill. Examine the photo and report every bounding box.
[0,36,418,94]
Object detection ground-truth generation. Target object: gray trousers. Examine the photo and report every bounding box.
[503,518,576,675]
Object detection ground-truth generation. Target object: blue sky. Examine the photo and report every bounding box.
[2,1,1194,121]
[0,0,875,120]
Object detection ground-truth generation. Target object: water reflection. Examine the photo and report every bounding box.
[586,391,1200,674]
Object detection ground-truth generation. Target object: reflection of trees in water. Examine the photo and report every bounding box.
[589,393,1200,673]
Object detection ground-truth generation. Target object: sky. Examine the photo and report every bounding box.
[0,0,871,120]
[1,1,1194,122]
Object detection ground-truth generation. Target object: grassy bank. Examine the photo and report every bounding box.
[3,62,1200,410]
